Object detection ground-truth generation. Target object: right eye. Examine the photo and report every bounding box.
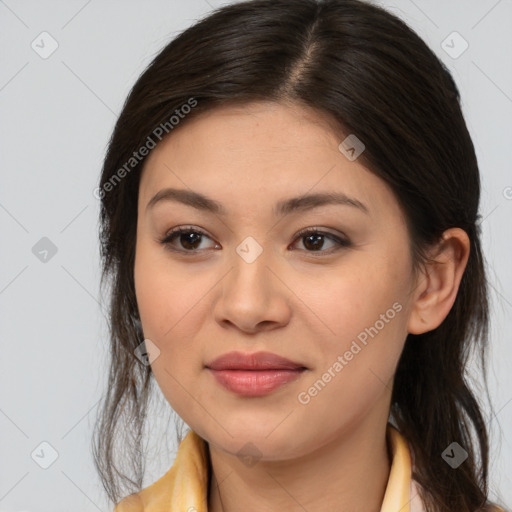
[159,226,220,253]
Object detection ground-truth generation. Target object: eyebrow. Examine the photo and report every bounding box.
[146,187,370,217]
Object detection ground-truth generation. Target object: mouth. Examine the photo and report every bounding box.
[205,351,307,397]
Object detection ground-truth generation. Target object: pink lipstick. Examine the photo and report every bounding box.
[206,351,306,397]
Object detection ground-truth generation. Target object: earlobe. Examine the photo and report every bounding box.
[407,228,470,335]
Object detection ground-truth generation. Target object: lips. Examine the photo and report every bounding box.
[206,351,306,371]
[205,351,307,397]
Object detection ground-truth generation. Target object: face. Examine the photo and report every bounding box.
[134,101,419,460]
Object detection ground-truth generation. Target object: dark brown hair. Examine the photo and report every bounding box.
[93,1,505,510]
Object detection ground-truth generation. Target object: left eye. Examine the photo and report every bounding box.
[292,228,351,252]
[159,226,351,254]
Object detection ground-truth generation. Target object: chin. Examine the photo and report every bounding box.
[205,420,307,461]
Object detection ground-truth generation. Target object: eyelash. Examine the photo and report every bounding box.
[158,225,351,255]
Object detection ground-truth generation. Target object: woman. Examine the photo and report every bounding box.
[92,0,508,510]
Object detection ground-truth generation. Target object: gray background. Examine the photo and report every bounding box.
[0,0,511,510]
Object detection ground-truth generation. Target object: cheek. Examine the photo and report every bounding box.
[295,276,407,436]
[294,257,409,403]
[134,243,206,421]
[296,256,407,350]
[134,240,208,346]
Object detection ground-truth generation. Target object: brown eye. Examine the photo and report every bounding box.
[159,226,351,255]
[291,228,351,253]
[160,226,218,252]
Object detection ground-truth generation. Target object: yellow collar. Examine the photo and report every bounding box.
[115,424,425,511]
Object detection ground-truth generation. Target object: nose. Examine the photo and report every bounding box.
[212,245,292,334]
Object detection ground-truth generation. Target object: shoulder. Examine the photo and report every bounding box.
[113,493,144,512]
[112,429,209,512]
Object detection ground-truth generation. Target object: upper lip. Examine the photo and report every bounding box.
[206,351,306,371]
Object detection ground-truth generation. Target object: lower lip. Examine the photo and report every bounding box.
[207,368,305,397]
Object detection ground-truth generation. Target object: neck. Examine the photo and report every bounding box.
[207,414,391,512]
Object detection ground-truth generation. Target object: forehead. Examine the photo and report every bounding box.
[138,101,402,222]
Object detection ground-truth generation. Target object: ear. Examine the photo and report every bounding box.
[407,228,470,335]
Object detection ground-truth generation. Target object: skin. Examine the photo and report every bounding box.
[133,101,470,512]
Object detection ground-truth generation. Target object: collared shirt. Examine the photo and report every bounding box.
[114,423,426,512]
